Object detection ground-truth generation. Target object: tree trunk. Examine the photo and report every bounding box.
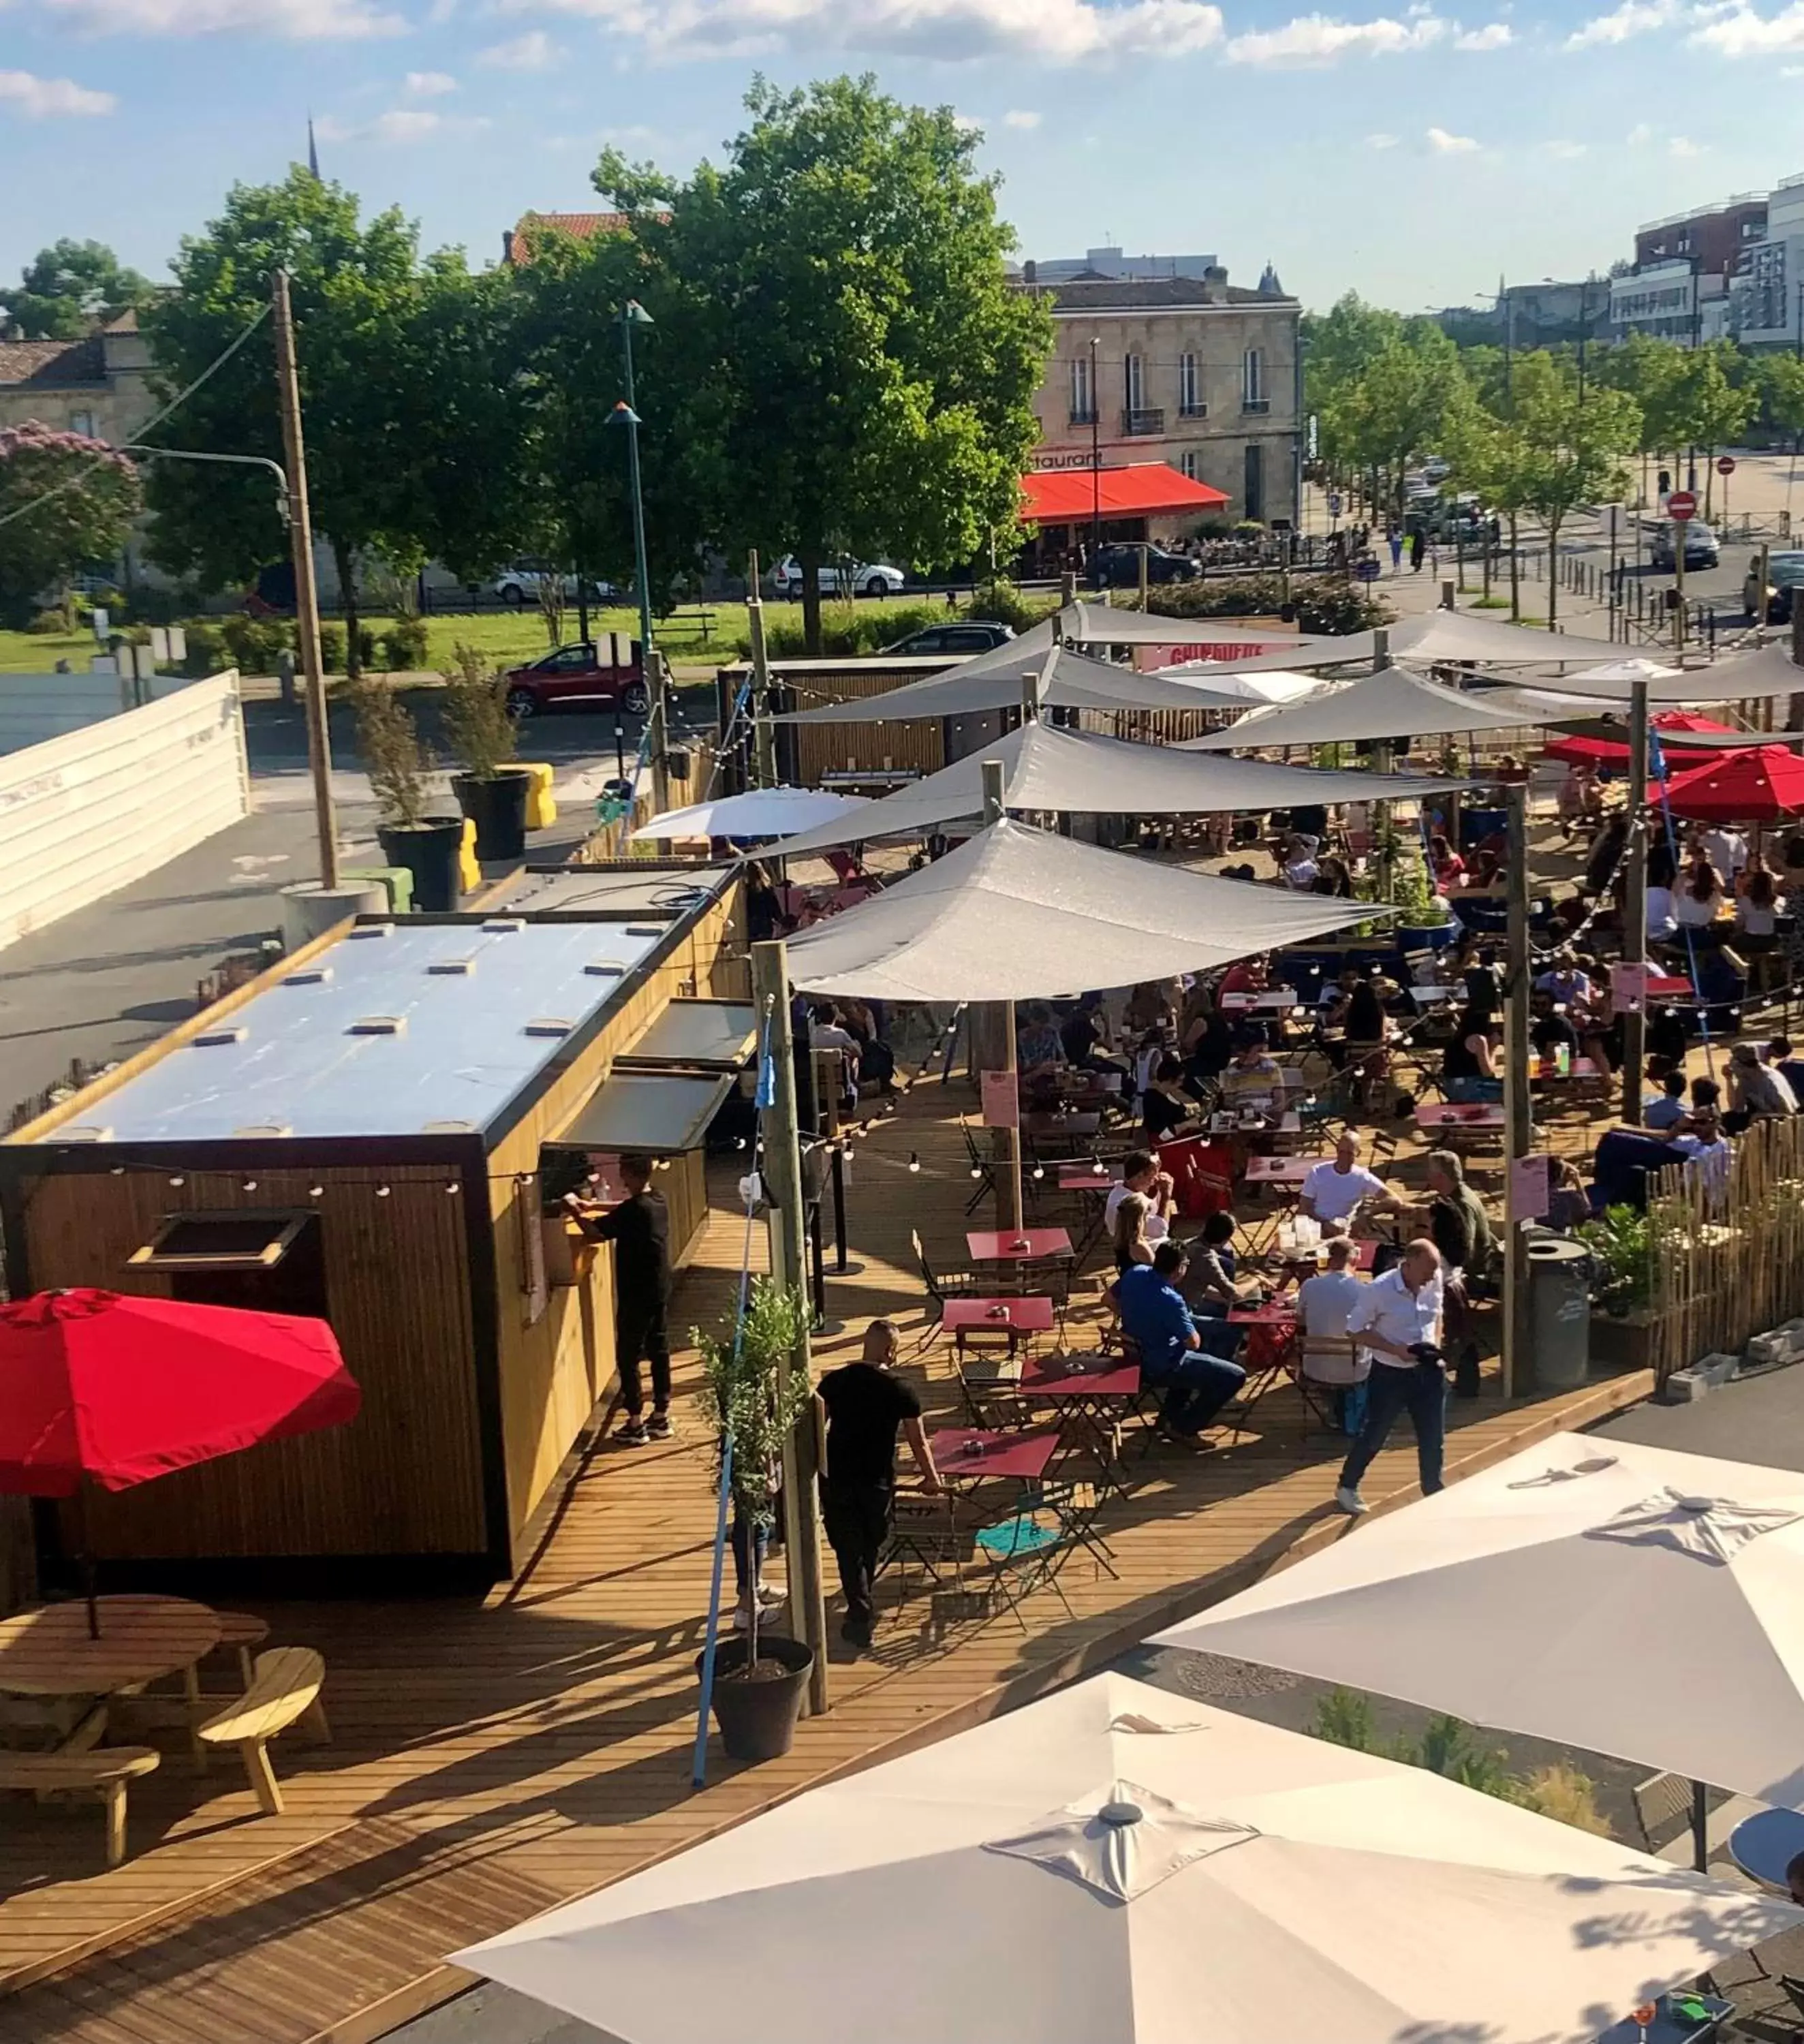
[1546,525,1559,630]
[798,548,824,656]
[1508,513,1520,622]
[332,536,362,683]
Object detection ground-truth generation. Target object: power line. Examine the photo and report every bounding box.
[0,303,273,536]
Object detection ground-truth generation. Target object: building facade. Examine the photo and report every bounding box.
[1609,260,1732,345]
[0,311,157,445]
[1636,195,1769,283]
[1012,244,1220,286]
[1732,173,1804,351]
[1018,262,1301,530]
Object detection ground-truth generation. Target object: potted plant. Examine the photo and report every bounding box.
[1391,847,1459,953]
[442,642,534,862]
[1576,1203,1658,1372]
[694,1278,816,1763]
[353,681,465,911]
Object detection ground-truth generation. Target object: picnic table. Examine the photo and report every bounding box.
[967,1227,1073,1264]
[1414,1102,1506,1132]
[931,1428,1061,1485]
[0,1596,221,1702]
[1016,1350,1143,1496]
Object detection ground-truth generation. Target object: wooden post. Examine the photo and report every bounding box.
[1620,679,1651,1125]
[747,549,777,790]
[270,270,339,890]
[1501,779,1534,1399]
[981,760,1024,1234]
[1138,541,1150,612]
[749,940,829,1714]
[1440,578,1456,610]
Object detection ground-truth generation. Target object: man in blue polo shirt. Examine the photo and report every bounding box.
[1115,1240,1246,1439]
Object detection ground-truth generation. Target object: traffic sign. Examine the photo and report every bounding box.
[1354,557,1382,583]
[1328,492,1343,518]
[1668,490,1698,523]
[1717,456,1737,477]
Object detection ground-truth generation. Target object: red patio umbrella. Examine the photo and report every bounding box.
[1658,746,1804,823]
[0,1289,359,1632]
[1546,711,1736,767]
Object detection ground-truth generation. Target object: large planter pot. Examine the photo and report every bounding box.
[696,1633,813,1763]
[452,769,533,863]
[377,817,465,912]
[1593,1307,1655,1377]
[1397,919,1459,952]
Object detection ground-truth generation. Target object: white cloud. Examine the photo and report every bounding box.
[1453,19,1510,43]
[1668,132,1707,154]
[0,67,116,114]
[950,109,983,128]
[478,26,560,64]
[43,0,402,33]
[1544,138,1588,156]
[1224,10,1447,63]
[1365,129,1400,146]
[1566,0,1675,46]
[1626,119,1653,141]
[1427,123,1479,150]
[1002,106,1042,126]
[317,104,488,140]
[1690,1,1804,52]
[501,0,1225,63]
[403,67,456,93]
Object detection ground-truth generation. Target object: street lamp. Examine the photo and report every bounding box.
[607,298,666,809]
[1089,332,1102,582]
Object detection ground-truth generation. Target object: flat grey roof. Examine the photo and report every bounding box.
[549,1071,736,1156]
[52,920,673,1144]
[617,1001,756,1072]
[497,867,730,918]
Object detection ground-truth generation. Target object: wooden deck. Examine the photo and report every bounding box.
[0,1070,1651,2044]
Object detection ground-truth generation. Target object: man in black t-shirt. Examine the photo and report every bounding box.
[816,1320,941,1652]
[567,1152,672,1446]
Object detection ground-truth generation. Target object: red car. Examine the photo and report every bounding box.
[502,640,647,719]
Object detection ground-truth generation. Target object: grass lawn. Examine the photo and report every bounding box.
[0,630,95,673]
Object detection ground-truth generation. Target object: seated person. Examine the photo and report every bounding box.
[1428,833,1465,892]
[1675,858,1728,938]
[1110,1190,1156,1273]
[1769,1036,1804,1102]
[1104,1151,1174,1250]
[1125,980,1179,1036]
[1216,955,1270,1002]
[1296,1236,1371,1429]
[1686,1075,1722,1128]
[1219,1028,1281,1112]
[1113,1241,1247,1440]
[1299,1132,1392,1230]
[1281,834,1320,889]
[837,997,896,1096]
[1643,1067,1690,1132]
[1442,1005,1502,1102]
[1181,1211,1258,1316]
[1529,991,1580,1066]
[1726,1040,1797,1128]
[1142,1054,1201,1143]
[1534,953,1591,1009]
[1545,1156,1592,1232]
[1015,1002,1067,1077]
[808,1002,862,1106]
[1669,1106,1732,1196]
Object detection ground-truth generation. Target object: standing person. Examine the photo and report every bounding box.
[1335,1239,1447,1514]
[816,1320,941,1653]
[1114,1241,1247,1440]
[1297,1235,1371,1431]
[1408,527,1425,574]
[1387,525,1404,573]
[566,1153,672,1446]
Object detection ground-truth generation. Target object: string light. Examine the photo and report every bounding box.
[444,1179,461,1195]
[308,1184,324,1199]
[168,1174,185,1188]
[110,1164,125,1175]
[908,1152,920,1172]
[375,1184,392,1198]
[241,1177,258,1193]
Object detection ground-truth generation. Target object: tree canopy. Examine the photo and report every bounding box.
[1,241,155,342]
[0,422,142,623]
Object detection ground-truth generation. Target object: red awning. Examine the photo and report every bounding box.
[1021,463,1231,525]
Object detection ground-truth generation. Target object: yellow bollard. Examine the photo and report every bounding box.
[458,817,480,895]
[519,762,557,831]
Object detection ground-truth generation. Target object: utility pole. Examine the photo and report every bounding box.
[1620,678,1651,1124]
[270,269,339,890]
[619,301,668,814]
[981,760,1025,1234]
[749,940,828,1714]
[1089,334,1102,578]
[747,548,777,790]
[1674,511,1687,653]
[1500,779,1533,1400]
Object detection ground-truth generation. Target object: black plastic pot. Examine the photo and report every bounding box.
[696,1633,813,1763]
[376,816,465,912]
[452,768,533,863]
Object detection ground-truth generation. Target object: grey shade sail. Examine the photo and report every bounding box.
[1185,610,1630,675]
[753,719,1472,862]
[1502,638,1804,705]
[1658,727,1804,749]
[1058,600,1331,653]
[549,1070,735,1156]
[1178,663,1589,750]
[783,817,1382,1002]
[615,1000,758,1071]
[774,642,1263,726]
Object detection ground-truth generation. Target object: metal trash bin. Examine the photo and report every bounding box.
[1527,1235,1592,1391]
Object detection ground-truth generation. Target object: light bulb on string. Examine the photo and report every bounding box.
[168,1174,185,1188]
[307,1184,324,1199]
[242,1178,258,1194]
[376,1184,392,1198]
[908,1153,920,1173]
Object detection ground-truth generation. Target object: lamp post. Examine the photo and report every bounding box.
[608,298,666,811]
[1089,333,1102,582]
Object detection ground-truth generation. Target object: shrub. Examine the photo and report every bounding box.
[217,613,294,675]
[129,585,186,627]
[752,600,946,660]
[1142,575,1391,637]
[966,579,1058,633]
[352,680,433,828]
[25,608,68,635]
[379,617,430,672]
[318,623,345,674]
[441,642,516,779]
[1232,518,1266,538]
[179,619,226,677]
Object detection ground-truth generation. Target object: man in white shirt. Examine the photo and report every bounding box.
[1296,1237,1371,1425]
[1702,824,1747,878]
[1103,1149,1173,1245]
[1335,1239,1446,1515]
[1298,1132,1391,1230]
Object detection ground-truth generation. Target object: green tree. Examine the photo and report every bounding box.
[0,421,142,624]
[1665,344,1758,520]
[1763,354,1804,444]
[593,77,1053,652]
[1323,326,1467,516]
[1,240,155,341]
[142,169,476,679]
[1595,333,1687,505]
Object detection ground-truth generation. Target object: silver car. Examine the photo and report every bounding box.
[1649,522,1720,572]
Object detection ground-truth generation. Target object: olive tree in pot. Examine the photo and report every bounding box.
[354,681,465,912]
[443,643,534,862]
[694,1278,816,1763]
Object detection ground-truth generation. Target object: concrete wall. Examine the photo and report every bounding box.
[0,667,200,753]
[0,670,249,954]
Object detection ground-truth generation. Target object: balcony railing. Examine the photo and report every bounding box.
[1177,400,1209,419]
[1068,407,1098,427]
[1241,397,1271,415]
[1122,407,1165,437]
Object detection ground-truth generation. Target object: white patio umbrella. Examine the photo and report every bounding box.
[1179,662,1591,750]
[781,817,1380,1002]
[1153,1431,1804,1809]
[627,787,868,841]
[457,1670,1794,2044]
[749,720,1472,862]
[1145,662,1330,704]
[1058,600,1326,652]
[1504,638,1804,706]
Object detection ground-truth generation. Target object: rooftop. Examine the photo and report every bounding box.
[48,918,676,1145]
[504,211,647,266]
[495,865,730,918]
[1030,275,1296,311]
[0,333,105,390]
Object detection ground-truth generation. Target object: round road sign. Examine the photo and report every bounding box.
[1354,556,1382,583]
[1717,456,1737,477]
[1668,490,1698,523]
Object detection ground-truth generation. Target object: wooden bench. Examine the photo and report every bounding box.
[211,1611,270,1689]
[0,1746,161,1868]
[196,1647,328,1816]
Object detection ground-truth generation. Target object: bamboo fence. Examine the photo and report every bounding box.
[1647,1114,1804,1384]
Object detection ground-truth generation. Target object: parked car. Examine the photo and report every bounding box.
[501,641,647,719]
[880,621,1015,655]
[488,560,619,606]
[1091,542,1200,587]
[1420,456,1452,484]
[1745,551,1804,623]
[769,555,906,598]
[1649,523,1720,572]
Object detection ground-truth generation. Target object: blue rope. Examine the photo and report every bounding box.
[690,996,777,1790]
[1647,730,1720,1083]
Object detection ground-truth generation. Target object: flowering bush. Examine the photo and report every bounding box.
[0,420,140,628]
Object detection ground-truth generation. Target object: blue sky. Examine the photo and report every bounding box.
[1,0,1801,311]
